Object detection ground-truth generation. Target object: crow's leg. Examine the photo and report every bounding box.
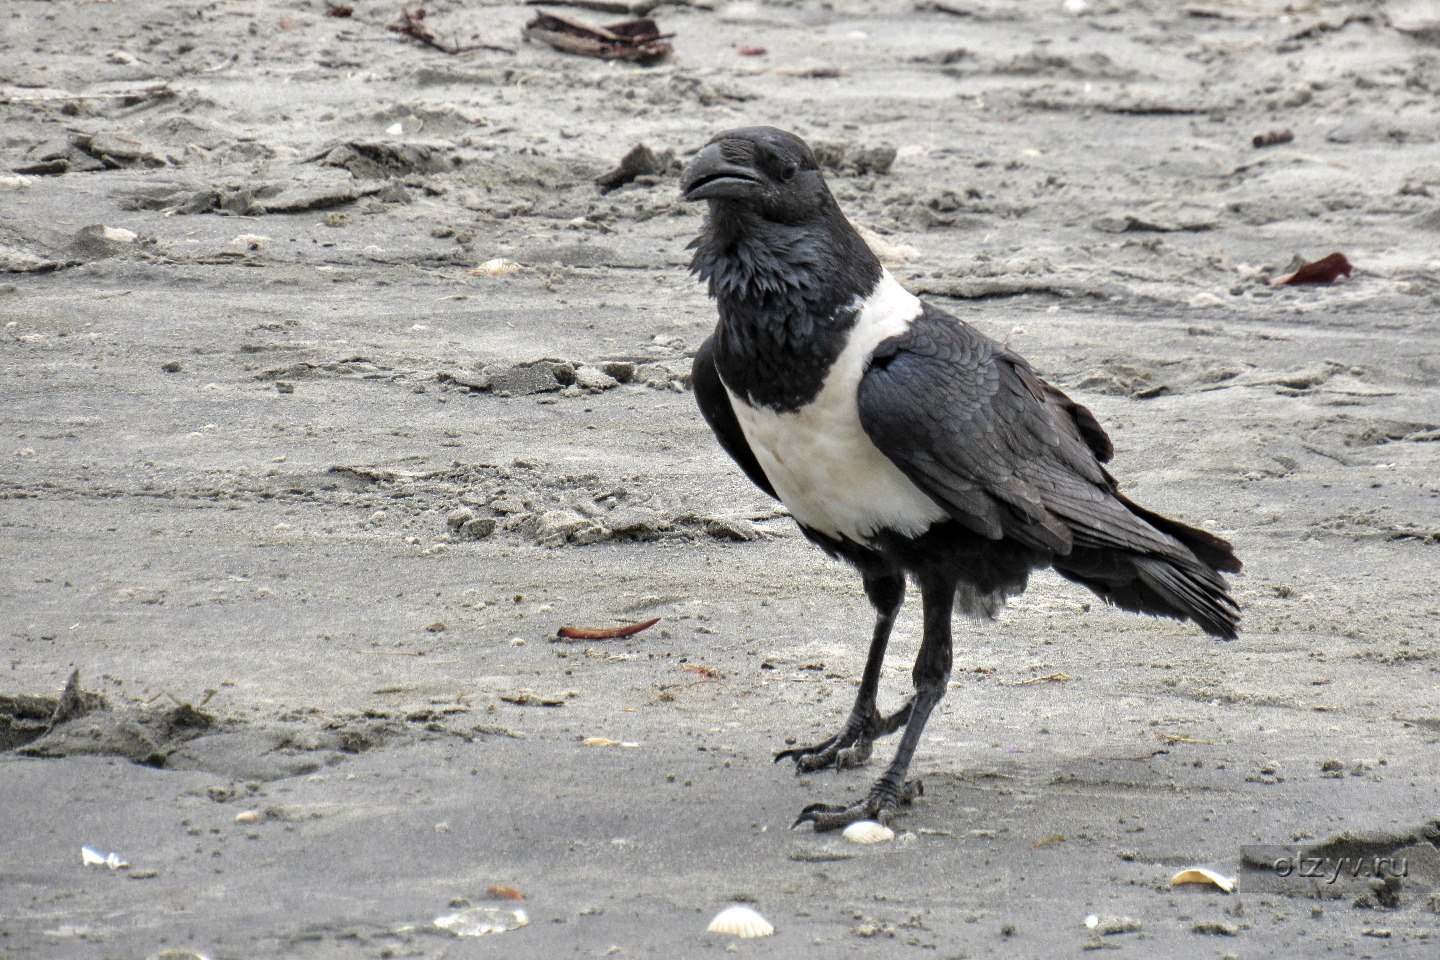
[775,569,905,772]
[794,570,955,830]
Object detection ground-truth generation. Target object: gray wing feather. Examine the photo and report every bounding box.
[857,306,1188,561]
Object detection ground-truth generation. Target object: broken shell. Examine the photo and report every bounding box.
[434,906,529,937]
[235,810,263,824]
[707,904,774,938]
[842,820,895,845]
[583,737,639,748]
[471,258,521,277]
[1171,866,1236,893]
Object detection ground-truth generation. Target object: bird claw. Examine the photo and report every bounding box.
[775,720,876,773]
[790,779,923,831]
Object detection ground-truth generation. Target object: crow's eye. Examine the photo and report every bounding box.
[780,162,799,182]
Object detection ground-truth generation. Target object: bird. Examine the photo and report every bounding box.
[680,126,1242,831]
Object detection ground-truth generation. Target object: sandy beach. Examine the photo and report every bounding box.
[3,0,1439,956]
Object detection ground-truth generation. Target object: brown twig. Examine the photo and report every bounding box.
[388,7,515,55]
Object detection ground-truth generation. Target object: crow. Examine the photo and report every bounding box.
[681,126,1242,831]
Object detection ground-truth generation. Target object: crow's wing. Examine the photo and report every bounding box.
[692,333,779,500]
[857,304,1186,560]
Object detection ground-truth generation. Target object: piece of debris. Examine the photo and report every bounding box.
[388,7,513,55]
[487,883,525,901]
[1270,252,1352,286]
[1012,672,1072,686]
[524,0,661,14]
[556,617,661,641]
[1031,834,1065,849]
[325,3,354,16]
[523,12,673,65]
[234,810,263,824]
[1171,866,1237,893]
[1252,128,1294,148]
[82,846,129,870]
[471,258,521,277]
[434,906,529,937]
[738,46,767,56]
[707,904,774,938]
[582,736,639,747]
[595,143,677,193]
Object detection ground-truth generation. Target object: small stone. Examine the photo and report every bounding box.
[1189,292,1225,309]
[447,508,476,529]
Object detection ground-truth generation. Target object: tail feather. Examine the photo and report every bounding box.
[1052,493,1242,639]
[1115,492,1242,574]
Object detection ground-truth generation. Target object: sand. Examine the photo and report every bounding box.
[3,0,1440,956]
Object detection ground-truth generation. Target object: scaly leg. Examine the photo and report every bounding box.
[775,569,905,772]
[794,570,955,830]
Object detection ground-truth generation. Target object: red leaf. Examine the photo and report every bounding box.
[556,617,661,641]
[1270,252,1353,286]
[487,883,525,901]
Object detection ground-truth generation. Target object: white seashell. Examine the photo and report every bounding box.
[707,905,774,938]
[1171,866,1236,893]
[386,122,404,136]
[842,820,895,845]
[472,258,521,277]
[82,846,128,869]
[102,227,137,243]
[232,233,268,249]
[235,810,263,824]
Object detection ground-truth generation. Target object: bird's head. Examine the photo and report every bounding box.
[681,126,830,224]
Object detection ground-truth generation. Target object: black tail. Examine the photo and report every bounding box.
[1054,501,1242,640]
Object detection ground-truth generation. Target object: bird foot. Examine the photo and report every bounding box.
[774,701,914,773]
[792,778,923,832]
[775,715,878,772]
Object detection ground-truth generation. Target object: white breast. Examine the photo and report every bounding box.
[725,271,950,545]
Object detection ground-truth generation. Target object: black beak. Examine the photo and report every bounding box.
[681,142,760,202]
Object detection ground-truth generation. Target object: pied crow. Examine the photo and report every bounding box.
[682,126,1241,831]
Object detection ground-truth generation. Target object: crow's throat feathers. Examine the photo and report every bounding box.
[690,204,882,412]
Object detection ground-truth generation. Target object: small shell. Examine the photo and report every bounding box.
[1171,867,1236,893]
[471,258,521,277]
[707,905,774,938]
[234,810,263,824]
[102,226,137,244]
[842,820,895,845]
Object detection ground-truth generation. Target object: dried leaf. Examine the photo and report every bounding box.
[523,12,672,65]
[487,883,525,901]
[556,616,661,641]
[1270,252,1353,286]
